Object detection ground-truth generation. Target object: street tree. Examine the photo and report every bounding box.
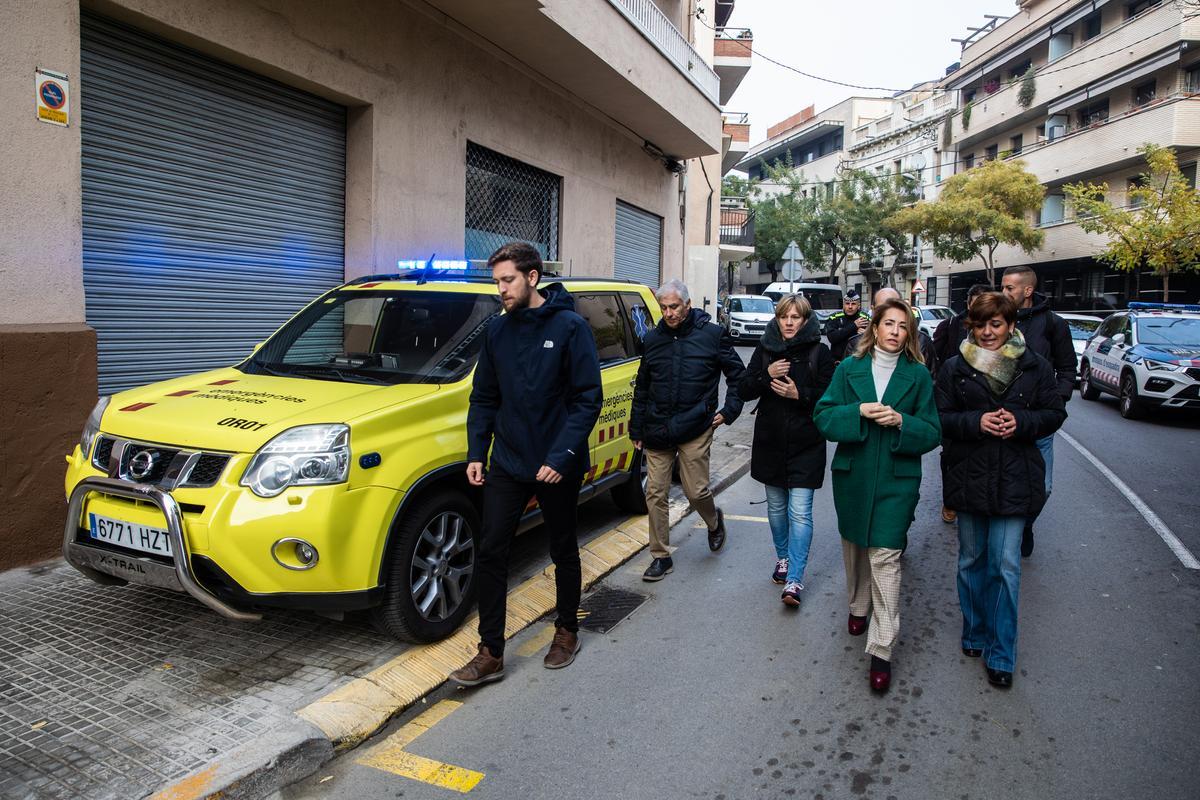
[1064,143,1200,302]
[750,158,918,287]
[722,173,754,198]
[889,158,1044,287]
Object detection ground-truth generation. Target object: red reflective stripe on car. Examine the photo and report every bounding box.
[165,390,197,397]
[358,282,380,288]
[617,451,628,470]
[119,403,154,412]
[598,428,606,443]
[208,379,238,386]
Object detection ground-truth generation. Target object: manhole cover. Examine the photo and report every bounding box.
[577,586,648,634]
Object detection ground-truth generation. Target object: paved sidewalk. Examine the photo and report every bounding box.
[0,411,752,800]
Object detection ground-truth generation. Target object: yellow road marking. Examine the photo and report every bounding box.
[358,750,484,793]
[514,624,557,658]
[694,514,768,527]
[356,700,484,792]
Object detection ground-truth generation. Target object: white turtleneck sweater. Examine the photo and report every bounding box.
[872,346,900,401]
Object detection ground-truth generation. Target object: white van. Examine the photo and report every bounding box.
[763,282,844,330]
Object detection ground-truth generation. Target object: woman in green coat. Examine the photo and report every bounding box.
[813,299,942,693]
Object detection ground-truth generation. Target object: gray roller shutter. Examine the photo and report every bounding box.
[614,201,662,288]
[80,13,346,394]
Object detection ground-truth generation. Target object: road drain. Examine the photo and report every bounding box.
[577,586,648,634]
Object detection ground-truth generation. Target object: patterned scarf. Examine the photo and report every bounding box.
[959,328,1027,396]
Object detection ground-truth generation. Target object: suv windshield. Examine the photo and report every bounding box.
[242,290,501,384]
[1136,317,1200,348]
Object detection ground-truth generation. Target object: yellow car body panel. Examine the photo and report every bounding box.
[65,276,660,618]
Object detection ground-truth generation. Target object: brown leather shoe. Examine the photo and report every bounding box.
[450,644,504,687]
[543,626,580,670]
[848,613,868,636]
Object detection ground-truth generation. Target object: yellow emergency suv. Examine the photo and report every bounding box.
[63,264,657,642]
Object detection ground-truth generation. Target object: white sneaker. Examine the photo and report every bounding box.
[781,581,803,607]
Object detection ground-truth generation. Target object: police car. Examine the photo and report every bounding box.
[1079,303,1200,419]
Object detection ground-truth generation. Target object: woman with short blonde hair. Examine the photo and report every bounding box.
[739,294,833,607]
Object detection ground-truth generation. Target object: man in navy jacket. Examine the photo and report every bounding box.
[631,279,745,581]
[451,242,602,687]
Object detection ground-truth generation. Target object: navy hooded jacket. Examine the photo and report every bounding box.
[466,283,602,480]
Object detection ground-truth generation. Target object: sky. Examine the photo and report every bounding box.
[717,0,1018,146]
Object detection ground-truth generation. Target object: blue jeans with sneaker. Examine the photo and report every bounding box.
[764,486,814,585]
[956,512,1024,672]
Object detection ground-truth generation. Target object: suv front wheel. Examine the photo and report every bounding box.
[372,490,479,643]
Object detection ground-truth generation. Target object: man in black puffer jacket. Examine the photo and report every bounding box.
[631,279,745,581]
[1001,266,1076,558]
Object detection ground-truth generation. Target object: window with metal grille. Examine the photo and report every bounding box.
[465,142,561,261]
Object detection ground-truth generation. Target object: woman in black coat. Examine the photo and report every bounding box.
[936,292,1066,689]
[739,294,834,607]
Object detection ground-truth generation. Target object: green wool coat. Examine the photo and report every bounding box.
[813,353,942,550]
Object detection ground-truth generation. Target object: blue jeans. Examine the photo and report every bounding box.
[956,512,1024,672]
[764,485,815,585]
[1036,434,1054,495]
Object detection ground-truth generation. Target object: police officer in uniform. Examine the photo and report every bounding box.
[825,290,870,362]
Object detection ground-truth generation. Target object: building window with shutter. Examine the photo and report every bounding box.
[465,142,561,261]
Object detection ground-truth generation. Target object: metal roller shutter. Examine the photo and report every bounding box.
[614,201,662,289]
[80,13,346,394]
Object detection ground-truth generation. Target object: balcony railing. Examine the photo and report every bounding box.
[720,209,755,247]
[607,0,720,103]
[723,111,750,124]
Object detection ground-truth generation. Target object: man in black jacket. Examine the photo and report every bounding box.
[451,242,602,687]
[932,283,992,367]
[631,279,745,581]
[825,290,870,362]
[1001,265,1076,558]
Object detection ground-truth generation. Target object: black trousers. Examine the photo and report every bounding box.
[476,468,582,657]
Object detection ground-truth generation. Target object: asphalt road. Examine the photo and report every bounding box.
[281,358,1200,800]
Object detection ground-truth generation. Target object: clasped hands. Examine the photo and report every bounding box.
[768,359,799,400]
[980,408,1017,439]
[859,401,902,428]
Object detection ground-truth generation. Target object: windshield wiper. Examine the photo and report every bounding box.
[247,359,296,378]
[288,365,393,385]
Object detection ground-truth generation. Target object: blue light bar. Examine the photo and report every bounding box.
[396,259,470,272]
[1128,302,1200,313]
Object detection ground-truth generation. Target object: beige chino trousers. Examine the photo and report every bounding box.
[643,427,719,559]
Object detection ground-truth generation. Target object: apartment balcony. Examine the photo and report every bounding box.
[954,2,1197,150]
[722,112,750,174]
[988,217,1112,271]
[714,27,753,105]
[719,205,754,261]
[1007,95,1200,187]
[423,0,720,157]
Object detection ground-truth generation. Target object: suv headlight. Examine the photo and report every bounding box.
[1144,359,1184,372]
[240,424,350,498]
[80,396,110,459]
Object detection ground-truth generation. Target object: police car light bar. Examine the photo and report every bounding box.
[1128,302,1200,313]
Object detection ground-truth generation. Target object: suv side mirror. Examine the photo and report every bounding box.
[1111,333,1126,346]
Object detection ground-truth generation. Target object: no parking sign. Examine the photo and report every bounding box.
[36,68,69,127]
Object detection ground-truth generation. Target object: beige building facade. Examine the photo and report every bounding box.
[0,0,721,568]
[936,0,1200,308]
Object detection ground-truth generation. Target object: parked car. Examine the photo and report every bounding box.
[63,266,656,642]
[1058,312,1103,383]
[723,294,776,341]
[1079,303,1200,418]
[915,305,954,338]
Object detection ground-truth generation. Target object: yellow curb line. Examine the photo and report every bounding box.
[297,499,688,750]
[356,700,484,793]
